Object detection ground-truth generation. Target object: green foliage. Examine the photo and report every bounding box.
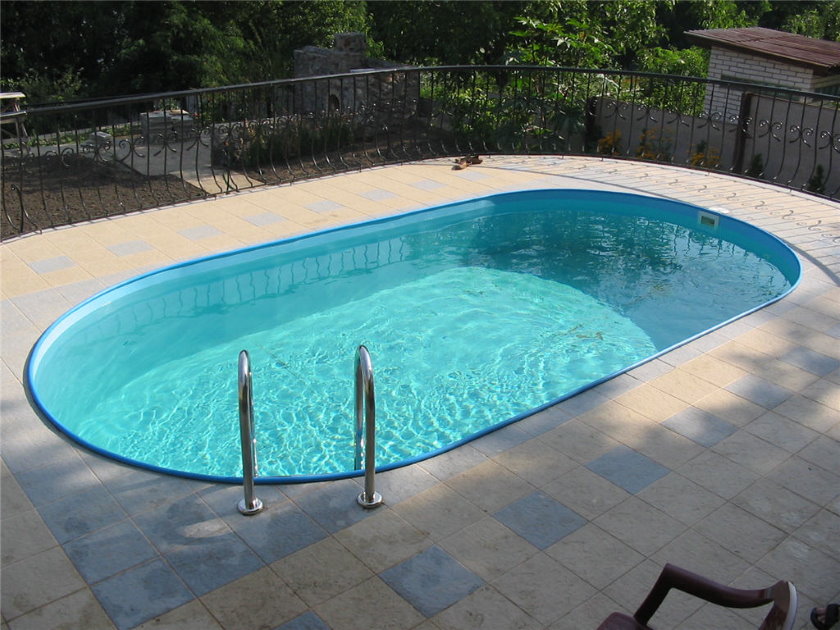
[807,165,826,194]
[508,0,669,69]
[637,46,708,77]
[510,14,617,68]
[3,68,84,104]
[781,0,840,40]
[436,70,589,152]
[3,0,839,104]
[222,113,356,169]
[369,1,535,65]
[0,0,375,100]
[747,154,764,177]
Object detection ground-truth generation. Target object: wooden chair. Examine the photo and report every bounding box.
[598,563,798,630]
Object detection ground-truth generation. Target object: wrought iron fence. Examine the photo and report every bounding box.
[2,66,838,240]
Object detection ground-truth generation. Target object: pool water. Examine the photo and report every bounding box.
[27,190,799,481]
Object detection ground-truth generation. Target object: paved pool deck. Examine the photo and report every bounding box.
[1,156,838,630]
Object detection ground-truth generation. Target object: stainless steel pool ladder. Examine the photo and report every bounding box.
[354,345,383,509]
[237,350,264,515]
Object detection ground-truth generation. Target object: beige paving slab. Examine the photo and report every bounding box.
[199,566,307,630]
[272,537,376,607]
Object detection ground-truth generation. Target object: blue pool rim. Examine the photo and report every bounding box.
[25,188,802,484]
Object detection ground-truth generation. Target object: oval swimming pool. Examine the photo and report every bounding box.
[27,189,800,482]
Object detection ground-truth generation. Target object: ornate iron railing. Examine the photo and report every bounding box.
[2,66,838,240]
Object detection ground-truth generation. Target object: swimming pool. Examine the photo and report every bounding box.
[27,189,800,482]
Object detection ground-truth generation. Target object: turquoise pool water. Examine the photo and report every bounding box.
[27,189,800,481]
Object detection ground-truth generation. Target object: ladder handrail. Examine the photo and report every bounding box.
[354,345,383,509]
[237,350,264,515]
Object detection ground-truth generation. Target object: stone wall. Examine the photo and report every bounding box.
[293,33,419,118]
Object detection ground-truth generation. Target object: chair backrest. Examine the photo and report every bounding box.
[634,564,798,630]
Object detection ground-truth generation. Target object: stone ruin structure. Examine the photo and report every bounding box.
[293,33,419,117]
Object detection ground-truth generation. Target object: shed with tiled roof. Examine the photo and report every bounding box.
[685,27,840,97]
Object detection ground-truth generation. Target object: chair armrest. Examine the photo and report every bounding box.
[634,564,773,625]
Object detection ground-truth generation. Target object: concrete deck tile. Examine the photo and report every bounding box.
[314,577,425,630]
[199,566,307,630]
[546,523,645,589]
[444,460,536,514]
[292,478,379,534]
[91,559,193,630]
[5,589,115,630]
[0,547,87,620]
[103,468,209,516]
[710,429,791,475]
[222,500,329,564]
[662,408,738,448]
[679,354,747,387]
[431,584,542,630]
[63,520,157,583]
[593,496,686,556]
[731,477,820,533]
[615,384,689,423]
[131,493,228,552]
[772,394,840,432]
[334,509,432,574]
[725,374,795,409]
[791,508,840,558]
[693,503,787,563]
[133,599,222,629]
[163,530,264,596]
[554,593,633,630]
[744,411,820,453]
[392,484,487,542]
[753,357,825,391]
[492,437,578,487]
[636,472,726,526]
[275,611,331,630]
[650,369,720,405]
[439,516,538,582]
[757,537,840,601]
[651,529,751,582]
[272,537,375,607]
[539,419,621,464]
[380,545,483,617]
[494,491,586,549]
[26,255,76,274]
[766,456,840,506]
[13,455,102,508]
[801,377,840,411]
[798,435,840,475]
[680,601,758,630]
[542,466,631,520]
[0,509,57,566]
[586,446,670,494]
[693,388,767,427]
[37,486,128,544]
[492,552,596,624]
[677,451,760,499]
[364,462,439,506]
[471,423,533,457]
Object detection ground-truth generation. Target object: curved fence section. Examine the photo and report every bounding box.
[2,66,838,239]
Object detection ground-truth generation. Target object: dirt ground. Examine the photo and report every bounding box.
[1,153,206,240]
[0,136,445,240]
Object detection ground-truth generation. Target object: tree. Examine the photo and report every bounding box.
[508,0,670,69]
[0,0,375,100]
[369,1,537,65]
